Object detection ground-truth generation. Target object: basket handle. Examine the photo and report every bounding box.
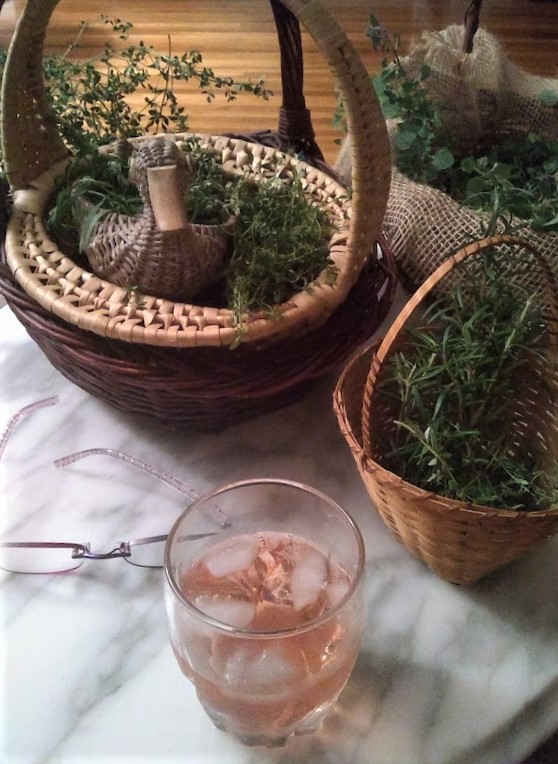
[462,0,483,53]
[269,0,324,161]
[1,0,326,182]
[361,234,558,457]
[1,0,70,190]
[2,0,391,287]
[227,0,325,164]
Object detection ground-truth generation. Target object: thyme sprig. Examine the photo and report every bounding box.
[344,16,558,234]
[27,15,271,157]
[225,173,335,324]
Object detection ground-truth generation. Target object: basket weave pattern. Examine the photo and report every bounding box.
[1,240,395,429]
[81,138,234,302]
[7,133,356,347]
[334,236,558,585]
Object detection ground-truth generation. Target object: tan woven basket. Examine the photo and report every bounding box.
[2,0,391,348]
[334,235,558,585]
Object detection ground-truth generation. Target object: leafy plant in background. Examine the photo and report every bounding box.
[334,15,558,235]
[375,248,558,510]
[366,15,455,186]
[444,132,558,233]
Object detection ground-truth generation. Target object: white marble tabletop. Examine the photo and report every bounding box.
[1,299,558,764]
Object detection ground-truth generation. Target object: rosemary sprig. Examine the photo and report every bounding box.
[376,248,558,510]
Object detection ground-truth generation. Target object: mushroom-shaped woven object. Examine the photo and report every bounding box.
[82,138,232,302]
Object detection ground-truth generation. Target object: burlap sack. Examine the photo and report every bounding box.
[335,26,558,288]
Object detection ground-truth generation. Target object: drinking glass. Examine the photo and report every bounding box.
[164,478,366,747]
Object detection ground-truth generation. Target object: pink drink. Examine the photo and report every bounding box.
[170,531,363,745]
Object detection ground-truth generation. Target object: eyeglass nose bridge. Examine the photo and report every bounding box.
[72,542,131,561]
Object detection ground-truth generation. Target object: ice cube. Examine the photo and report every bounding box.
[204,537,258,578]
[290,547,328,611]
[194,595,256,628]
[325,578,351,609]
[217,641,301,690]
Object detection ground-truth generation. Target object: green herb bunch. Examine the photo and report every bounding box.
[168,138,336,332]
[10,15,271,158]
[180,136,233,226]
[354,16,558,234]
[48,149,142,256]
[224,173,335,334]
[47,135,335,336]
[365,15,455,186]
[444,132,558,234]
[375,249,558,510]
[48,136,232,252]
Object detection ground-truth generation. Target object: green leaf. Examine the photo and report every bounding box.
[382,101,402,119]
[465,177,490,198]
[539,89,558,107]
[431,147,454,171]
[491,162,514,181]
[419,63,431,81]
[459,156,477,173]
[395,129,417,150]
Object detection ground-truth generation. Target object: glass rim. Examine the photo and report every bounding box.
[163,477,366,638]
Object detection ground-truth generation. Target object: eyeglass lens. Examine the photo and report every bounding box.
[0,543,84,574]
[0,538,166,574]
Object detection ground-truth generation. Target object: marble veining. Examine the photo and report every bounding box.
[1,304,558,764]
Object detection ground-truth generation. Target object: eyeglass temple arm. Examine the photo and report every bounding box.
[54,448,199,501]
[0,396,59,462]
[54,449,231,530]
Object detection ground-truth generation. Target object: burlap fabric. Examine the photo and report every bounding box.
[335,26,558,288]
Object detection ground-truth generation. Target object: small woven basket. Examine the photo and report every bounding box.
[334,235,558,585]
[0,0,396,428]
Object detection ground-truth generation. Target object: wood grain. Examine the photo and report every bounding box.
[0,0,556,165]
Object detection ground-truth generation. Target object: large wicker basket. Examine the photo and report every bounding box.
[334,235,558,585]
[0,0,396,428]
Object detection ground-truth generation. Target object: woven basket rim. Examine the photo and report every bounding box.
[0,237,398,428]
[6,133,359,347]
